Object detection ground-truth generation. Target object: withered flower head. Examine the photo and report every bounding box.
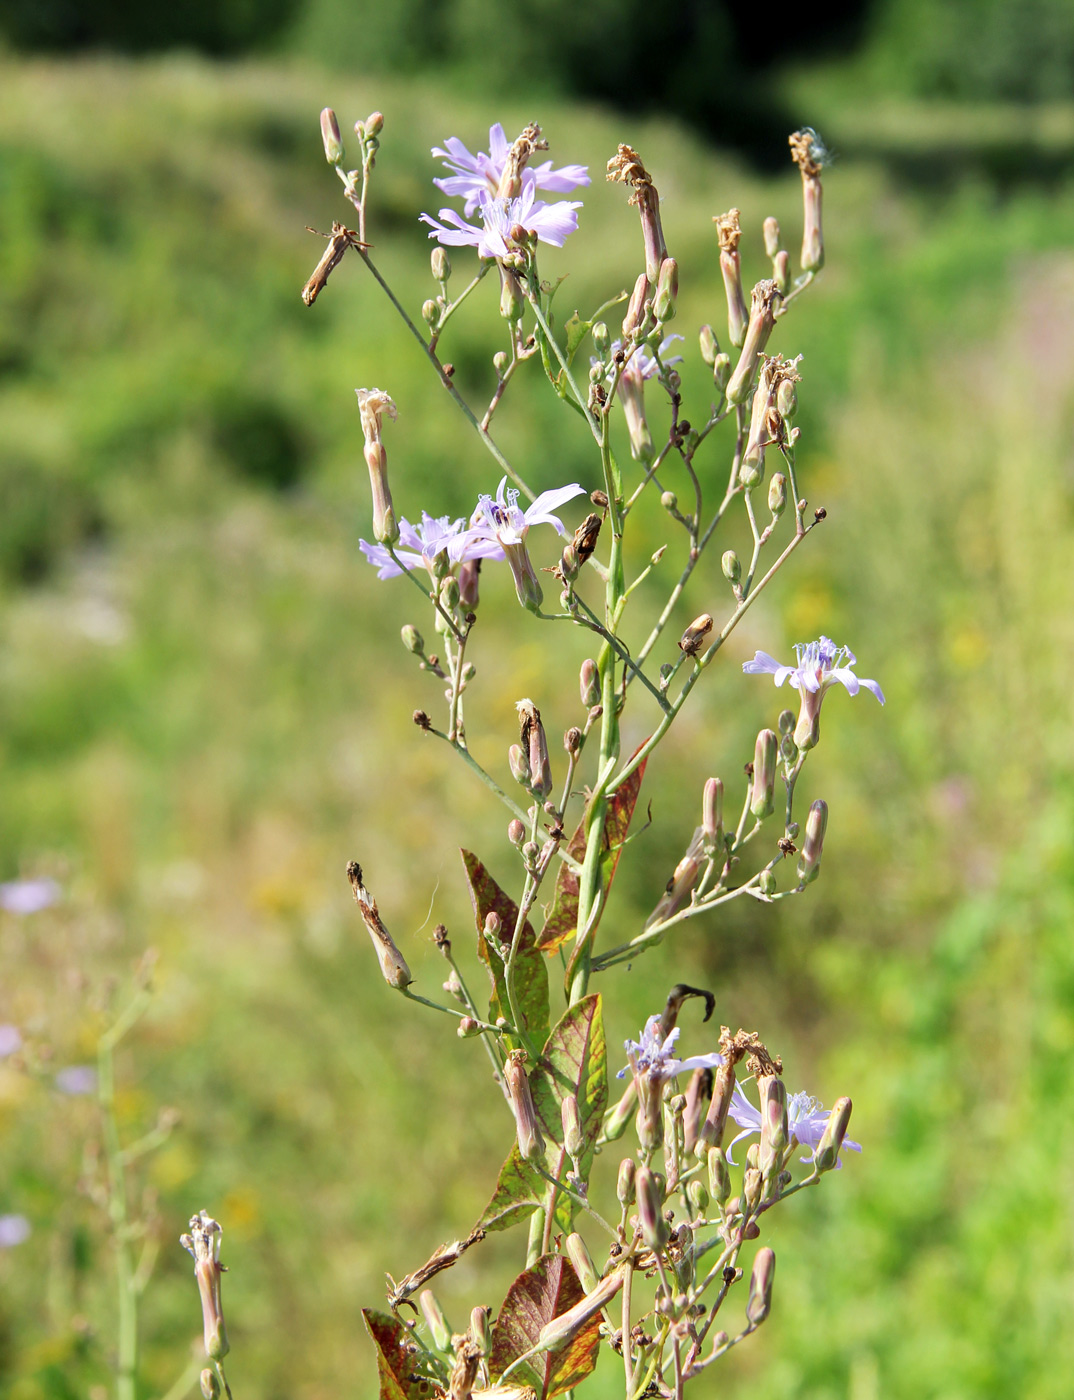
[346,861,413,989]
[180,1210,229,1361]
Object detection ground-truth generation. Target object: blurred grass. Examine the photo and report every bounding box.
[1,50,1074,1400]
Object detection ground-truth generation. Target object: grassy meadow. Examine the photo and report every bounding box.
[1,51,1074,1400]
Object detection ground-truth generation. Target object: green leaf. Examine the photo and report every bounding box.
[489,1254,600,1400]
[538,753,648,953]
[461,850,550,1048]
[563,311,592,366]
[476,994,607,1236]
[363,1309,432,1400]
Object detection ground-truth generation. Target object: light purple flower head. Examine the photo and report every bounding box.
[0,1025,22,1058]
[360,511,504,581]
[0,879,60,915]
[55,1065,97,1096]
[594,335,684,463]
[604,334,684,387]
[743,637,884,750]
[432,123,590,216]
[618,1013,724,1151]
[421,170,582,260]
[470,477,585,611]
[725,1081,862,1166]
[0,1214,30,1248]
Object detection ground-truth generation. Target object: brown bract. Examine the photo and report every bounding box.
[713,208,742,253]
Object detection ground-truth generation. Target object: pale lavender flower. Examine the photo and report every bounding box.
[0,1025,22,1058]
[421,171,581,260]
[618,1013,724,1151]
[55,1065,97,1095]
[725,1081,862,1165]
[470,477,585,611]
[432,123,589,216]
[0,879,60,915]
[602,335,684,387]
[359,512,504,580]
[743,636,884,750]
[0,1214,30,1248]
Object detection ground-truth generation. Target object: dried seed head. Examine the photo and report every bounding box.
[679,614,713,657]
[355,388,399,544]
[608,144,667,284]
[725,282,783,406]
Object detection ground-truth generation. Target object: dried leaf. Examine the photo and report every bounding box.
[462,851,550,1047]
[363,1309,435,1400]
[488,1255,600,1400]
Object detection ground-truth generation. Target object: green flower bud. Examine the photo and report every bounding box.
[763,216,781,259]
[778,708,795,735]
[702,776,724,849]
[431,247,451,283]
[580,658,600,709]
[200,1370,219,1400]
[661,490,678,512]
[617,1156,637,1205]
[797,799,828,884]
[565,1233,600,1294]
[706,1143,731,1203]
[401,624,424,654]
[758,869,776,896]
[507,818,525,846]
[420,1290,453,1352]
[699,323,719,366]
[364,111,384,137]
[814,1096,853,1174]
[746,1247,775,1326]
[654,256,678,322]
[750,729,778,819]
[721,550,741,584]
[636,1164,669,1251]
[593,321,610,357]
[768,472,787,517]
[686,1177,709,1216]
[714,352,731,390]
[774,249,791,295]
[320,107,344,165]
[421,298,440,328]
[776,378,797,420]
[561,1095,585,1161]
[509,744,529,788]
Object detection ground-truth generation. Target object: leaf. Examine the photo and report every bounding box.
[476,994,607,1237]
[538,753,648,953]
[563,311,592,366]
[488,1254,600,1400]
[462,850,550,1047]
[363,1309,432,1400]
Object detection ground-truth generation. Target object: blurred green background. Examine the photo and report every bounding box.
[2,1,1074,1396]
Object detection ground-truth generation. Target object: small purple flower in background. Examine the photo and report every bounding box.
[0,1214,30,1248]
[618,1013,724,1150]
[596,335,683,463]
[421,171,582,260]
[725,1081,862,1165]
[55,1065,97,1096]
[360,512,504,581]
[432,123,589,216]
[609,335,684,387]
[471,477,585,611]
[0,879,60,915]
[0,1025,22,1058]
[743,636,884,750]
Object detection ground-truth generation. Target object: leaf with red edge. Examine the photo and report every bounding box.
[488,1254,600,1400]
[476,994,607,1237]
[538,753,647,953]
[462,850,550,1047]
[363,1309,433,1400]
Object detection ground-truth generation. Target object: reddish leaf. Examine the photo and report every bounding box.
[462,850,550,1046]
[363,1309,435,1400]
[538,753,647,952]
[488,1254,600,1400]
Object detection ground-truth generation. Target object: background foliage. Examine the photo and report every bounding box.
[1,5,1074,1398]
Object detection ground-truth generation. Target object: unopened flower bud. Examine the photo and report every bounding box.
[431,247,451,283]
[778,709,795,735]
[517,699,552,801]
[763,216,781,259]
[509,744,529,788]
[483,911,501,941]
[699,1060,736,1152]
[320,107,344,165]
[797,800,827,884]
[750,729,778,819]
[742,1166,763,1213]
[699,323,718,366]
[768,473,787,517]
[654,256,678,322]
[758,1075,788,1188]
[702,777,724,849]
[746,1247,775,1326]
[536,1270,625,1352]
[683,1065,714,1156]
[499,267,524,323]
[621,271,650,340]
[200,1370,219,1400]
[401,624,424,654]
[470,1305,493,1355]
[347,862,413,988]
[422,299,440,328]
[776,377,797,420]
[617,1157,636,1204]
[565,1233,599,1294]
[579,658,600,709]
[814,1096,853,1174]
[706,1143,731,1202]
[440,577,460,613]
[661,490,677,513]
[564,726,583,756]
[505,1050,545,1162]
[635,1163,669,1251]
[457,1016,479,1037]
[592,321,610,358]
[774,249,791,294]
[679,613,713,657]
[420,1290,453,1351]
[365,111,384,137]
[790,128,826,273]
[725,281,782,406]
[180,1211,229,1361]
[507,818,525,846]
[686,1177,709,1216]
[355,388,399,544]
[714,209,748,348]
[780,734,798,764]
[714,352,731,390]
[561,1095,585,1160]
[721,550,740,584]
[758,869,776,896]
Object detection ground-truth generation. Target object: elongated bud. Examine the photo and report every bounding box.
[714,351,731,390]
[714,209,748,348]
[684,1065,714,1156]
[432,247,451,283]
[621,271,650,340]
[536,1270,625,1353]
[603,1080,636,1141]
[746,1247,775,1326]
[757,1075,788,1191]
[470,1305,493,1356]
[814,1096,853,1173]
[180,1211,229,1361]
[420,1290,453,1351]
[742,1166,763,1213]
[679,614,713,657]
[565,1233,599,1294]
[355,388,399,544]
[763,216,781,259]
[797,800,828,884]
[505,1050,545,1161]
[654,256,678,322]
[645,827,706,938]
[579,658,600,708]
[702,776,724,849]
[561,1095,585,1161]
[776,376,797,420]
[458,558,480,611]
[768,473,787,517]
[507,818,525,847]
[686,1177,709,1216]
[635,1163,669,1250]
[516,699,552,801]
[499,266,524,323]
[725,281,782,406]
[365,111,384,137]
[774,249,791,294]
[346,861,412,988]
[508,744,529,788]
[741,358,779,490]
[790,129,826,273]
[608,145,668,286]
[750,729,778,819]
[200,1370,219,1400]
[320,107,344,165]
[706,1143,731,1202]
[617,1157,637,1204]
[401,624,424,654]
[699,324,718,366]
[699,1060,736,1152]
[617,365,653,463]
